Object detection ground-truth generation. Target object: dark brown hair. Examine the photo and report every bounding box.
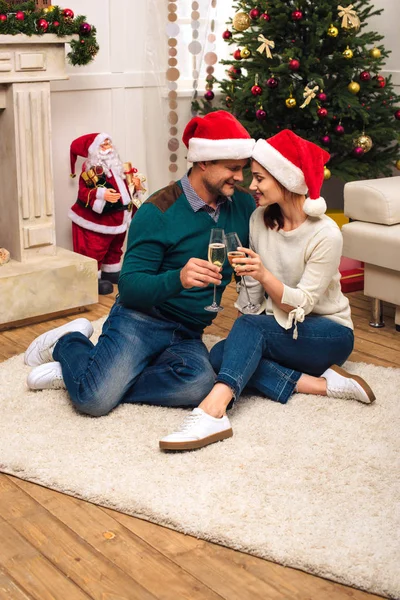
[262,177,304,230]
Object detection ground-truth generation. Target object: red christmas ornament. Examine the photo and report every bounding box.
[266,77,279,89]
[233,49,242,60]
[222,30,232,40]
[15,11,25,21]
[228,66,241,79]
[353,146,365,158]
[53,21,60,28]
[204,90,214,101]
[256,109,267,120]
[0,14,7,22]
[251,85,263,96]
[320,135,331,146]
[37,18,49,31]
[292,10,303,20]
[395,110,400,120]
[359,71,371,81]
[260,13,271,21]
[79,22,92,36]
[289,59,300,71]
[317,107,328,119]
[249,8,261,20]
[374,75,386,88]
[62,8,74,19]
[335,124,345,135]
[317,92,327,102]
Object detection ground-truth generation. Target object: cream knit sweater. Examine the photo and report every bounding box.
[235,207,353,336]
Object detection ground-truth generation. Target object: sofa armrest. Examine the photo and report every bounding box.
[344,177,400,225]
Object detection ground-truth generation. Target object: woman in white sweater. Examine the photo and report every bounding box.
[160,130,375,452]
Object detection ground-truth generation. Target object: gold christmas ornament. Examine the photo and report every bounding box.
[369,47,381,59]
[353,134,373,153]
[43,6,55,13]
[327,24,339,37]
[342,46,353,59]
[240,46,251,59]
[338,4,360,31]
[348,81,360,94]
[232,12,251,32]
[285,96,297,109]
[396,160,400,171]
[324,166,332,180]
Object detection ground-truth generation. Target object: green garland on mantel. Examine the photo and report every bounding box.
[0,1,99,66]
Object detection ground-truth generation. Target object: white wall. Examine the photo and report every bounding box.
[50,0,398,249]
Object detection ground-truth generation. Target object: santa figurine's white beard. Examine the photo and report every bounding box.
[87,147,125,179]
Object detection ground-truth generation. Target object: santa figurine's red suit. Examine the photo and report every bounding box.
[69,133,138,295]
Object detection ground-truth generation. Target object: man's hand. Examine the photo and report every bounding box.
[180,258,222,289]
[104,189,121,203]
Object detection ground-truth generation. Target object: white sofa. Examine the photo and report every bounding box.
[341,177,400,331]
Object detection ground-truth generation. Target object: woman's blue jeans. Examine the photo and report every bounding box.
[210,314,354,404]
[53,301,215,416]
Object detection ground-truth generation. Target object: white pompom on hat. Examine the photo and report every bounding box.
[182,110,255,162]
[252,129,330,217]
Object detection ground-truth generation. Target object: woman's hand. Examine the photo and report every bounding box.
[233,247,269,284]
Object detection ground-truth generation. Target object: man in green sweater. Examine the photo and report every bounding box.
[24,111,256,445]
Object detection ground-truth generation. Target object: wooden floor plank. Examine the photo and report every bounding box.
[0,477,156,600]
[0,285,398,600]
[12,479,223,600]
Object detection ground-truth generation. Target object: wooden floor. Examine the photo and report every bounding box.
[0,284,398,600]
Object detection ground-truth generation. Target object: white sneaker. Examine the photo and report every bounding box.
[27,362,66,390]
[322,365,376,404]
[24,318,94,367]
[159,407,233,451]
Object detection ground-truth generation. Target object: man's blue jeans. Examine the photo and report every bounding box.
[53,301,215,416]
[210,314,354,404]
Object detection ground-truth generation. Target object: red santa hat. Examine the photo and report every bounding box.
[70,132,111,177]
[252,130,330,217]
[182,110,254,162]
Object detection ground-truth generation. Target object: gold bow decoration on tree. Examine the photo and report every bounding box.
[300,85,319,109]
[257,35,275,59]
[337,4,361,30]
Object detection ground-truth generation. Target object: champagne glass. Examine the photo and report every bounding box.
[205,228,226,312]
[225,232,261,314]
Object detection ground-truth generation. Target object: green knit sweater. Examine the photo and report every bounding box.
[119,180,255,332]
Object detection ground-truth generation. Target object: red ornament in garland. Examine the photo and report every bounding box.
[204,90,214,101]
[320,135,331,146]
[359,71,371,81]
[260,13,270,21]
[79,22,92,36]
[228,66,241,79]
[249,8,261,20]
[62,8,75,20]
[0,14,7,22]
[317,92,327,102]
[374,75,386,88]
[292,10,303,20]
[289,59,300,71]
[395,110,400,120]
[266,77,279,89]
[256,109,267,120]
[317,107,328,119]
[251,85,263,96]
[335,124,345,135]
[222,30,232,40]
[233,49,242,60]
[53,21,60,28]
[37,18,49,32]
[15,11,25,21]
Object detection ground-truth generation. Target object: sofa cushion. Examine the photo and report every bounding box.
[344,177,400,225]
[342,221,400,272]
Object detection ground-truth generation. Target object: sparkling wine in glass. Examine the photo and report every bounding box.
[204,228,226,313]
[225,232,261,314]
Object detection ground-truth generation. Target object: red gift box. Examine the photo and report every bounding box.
[340,268,364,293]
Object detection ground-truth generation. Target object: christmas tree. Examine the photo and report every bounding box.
[193,0,400,182]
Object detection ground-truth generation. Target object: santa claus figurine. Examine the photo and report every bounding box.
[69,133,139,295]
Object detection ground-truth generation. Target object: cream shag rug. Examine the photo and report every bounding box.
[0,317,399,599]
